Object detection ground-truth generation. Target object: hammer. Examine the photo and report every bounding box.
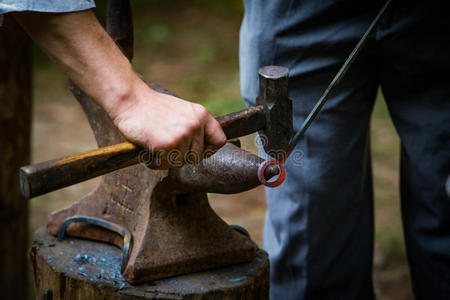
[20,66,292,198]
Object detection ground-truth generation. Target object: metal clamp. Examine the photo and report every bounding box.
[58,215,133,273]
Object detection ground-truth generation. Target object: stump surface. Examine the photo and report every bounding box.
[30,228,269,299]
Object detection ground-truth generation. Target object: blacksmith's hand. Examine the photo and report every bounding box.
[13,10,226,168]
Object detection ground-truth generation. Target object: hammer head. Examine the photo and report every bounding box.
[256,66,293,159]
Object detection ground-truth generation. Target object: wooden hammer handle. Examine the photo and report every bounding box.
[20,106,266,198]
[20,142,140,198]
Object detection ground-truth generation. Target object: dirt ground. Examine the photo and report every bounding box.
[29,2,414,299]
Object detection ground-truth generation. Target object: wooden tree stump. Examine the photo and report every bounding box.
[30,228,269,299]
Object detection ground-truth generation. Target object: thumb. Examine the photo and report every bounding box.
[204,115,227,147]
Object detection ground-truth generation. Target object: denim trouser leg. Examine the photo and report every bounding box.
[240,1,450,299]
[241,4,380,299]
[378,3,450,298]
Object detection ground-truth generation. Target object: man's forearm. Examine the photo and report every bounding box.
[12,9,226,166]
[13,10,137,118]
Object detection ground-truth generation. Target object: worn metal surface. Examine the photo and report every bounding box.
[256,65,293,158]
[46,177,257,283]
[157,143,280,194]
[19,96,287,198]
[58,216,133,273]
[31,228,269,299]
[48,73,266,282]
[19,103,276,198]
[19,67,293,199]
[48,82,264,283]
[37,0,287,284]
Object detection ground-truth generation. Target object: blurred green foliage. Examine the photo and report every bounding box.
[145,23,170,43]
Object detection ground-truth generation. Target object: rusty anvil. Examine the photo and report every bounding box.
[20,0,293,284]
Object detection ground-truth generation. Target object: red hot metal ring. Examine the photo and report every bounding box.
[257,160,286,188]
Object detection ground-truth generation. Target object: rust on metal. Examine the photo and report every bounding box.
[31,228,269,298]
[45,141,278,283]
[23,0,294,285]
[57,215,133,273]
[158,143,279,194]
[19,66,293,200]
[20,102,274,199]
[257,65,293,157]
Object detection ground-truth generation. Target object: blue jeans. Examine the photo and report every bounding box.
[240,1,450,299]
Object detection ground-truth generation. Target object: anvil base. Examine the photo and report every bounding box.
[31,228,269,299]
[47,186,256,283]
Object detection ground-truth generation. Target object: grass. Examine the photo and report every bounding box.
[371,92,412,299]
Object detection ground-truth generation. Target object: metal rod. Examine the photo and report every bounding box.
[284,0,392,158]
[58,215,133,273]
[258,0,392,188]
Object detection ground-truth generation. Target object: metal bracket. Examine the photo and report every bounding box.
[58,215,133,273]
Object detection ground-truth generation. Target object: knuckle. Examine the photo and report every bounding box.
[176,128,191,140]
[194,104,209,119]
[188,118,202,131]
[155,137,177,151]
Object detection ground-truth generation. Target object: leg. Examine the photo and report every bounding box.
[240,2,381,299]
[378,2,450,298]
